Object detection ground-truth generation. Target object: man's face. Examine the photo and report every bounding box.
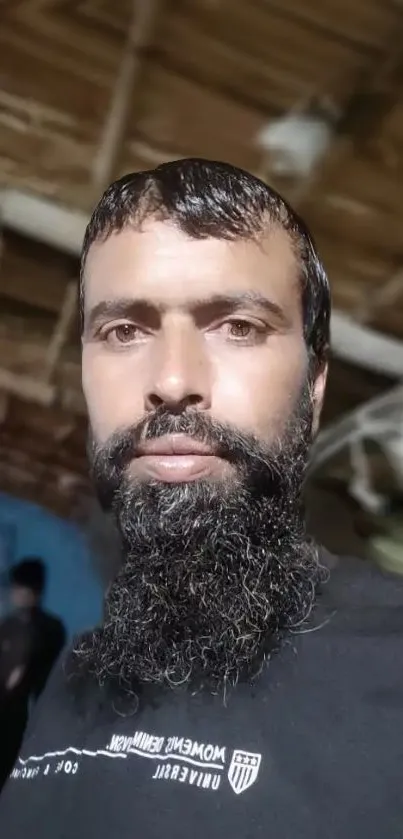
[77,220,326,698]
[11,586,37,611]
[82,221,318,467]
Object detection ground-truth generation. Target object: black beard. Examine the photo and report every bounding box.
[73,388,324,703]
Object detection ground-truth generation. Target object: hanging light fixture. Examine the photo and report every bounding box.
[256,96,339,178]
[256,112,333,177]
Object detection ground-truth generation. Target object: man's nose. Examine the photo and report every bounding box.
[144,323,212,412]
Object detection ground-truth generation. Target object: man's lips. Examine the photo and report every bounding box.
[136,434,215,457]
[133,435,224,483]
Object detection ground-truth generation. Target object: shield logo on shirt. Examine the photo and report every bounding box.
[227,749,262,795]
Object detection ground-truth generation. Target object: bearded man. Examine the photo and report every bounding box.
[1,159,402,838]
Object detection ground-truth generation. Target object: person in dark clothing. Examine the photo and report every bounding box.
[0,159,402,838]
[0,558,66,788]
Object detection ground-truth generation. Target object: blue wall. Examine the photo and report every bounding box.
[0,492,103,639]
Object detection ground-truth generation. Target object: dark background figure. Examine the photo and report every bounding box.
[0,558,66,789]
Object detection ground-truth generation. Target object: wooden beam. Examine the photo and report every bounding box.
[44,281,78,380]
[353,267,403,323]
[127,138,184,167]
[91,0,160,192]
[0,368,55,405]
[0,391,9,424]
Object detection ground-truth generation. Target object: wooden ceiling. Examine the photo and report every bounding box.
[1,0,403,514]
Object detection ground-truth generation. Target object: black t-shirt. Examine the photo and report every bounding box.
[1,556,403,838]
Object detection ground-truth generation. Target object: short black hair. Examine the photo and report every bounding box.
[10,558,46,595]
[81,158,331,367]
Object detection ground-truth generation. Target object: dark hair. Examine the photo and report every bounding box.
[10,558,46,595]
[81,158,330,367]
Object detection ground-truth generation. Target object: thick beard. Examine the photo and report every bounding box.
[73,386,324,704]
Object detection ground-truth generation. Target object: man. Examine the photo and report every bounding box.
[1,159,402,836]
[0,558,65,789]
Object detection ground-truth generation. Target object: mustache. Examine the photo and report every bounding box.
[88,408,289,504]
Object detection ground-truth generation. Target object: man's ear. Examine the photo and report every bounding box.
[311,362,328,437]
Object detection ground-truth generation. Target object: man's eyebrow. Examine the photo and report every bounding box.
[83,292,289,335]
[188,292,288,321]
[84,299,158,334]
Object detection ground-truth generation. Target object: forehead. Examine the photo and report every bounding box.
[83,221,300,314]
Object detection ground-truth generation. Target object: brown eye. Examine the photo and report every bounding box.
[105,324,139,345]
[228,320,254,339]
